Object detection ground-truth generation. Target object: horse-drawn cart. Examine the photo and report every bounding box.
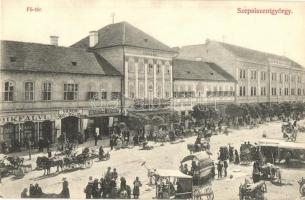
[154,169,214,200]
[0,154,29,178]
[282,122,297,142]
[239,180,267,200]
[63,148,93,169]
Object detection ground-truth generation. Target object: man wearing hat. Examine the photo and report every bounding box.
[60,177,70,198]
[84,177,93,199]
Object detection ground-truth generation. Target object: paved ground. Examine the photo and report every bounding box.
[1,120,305,199]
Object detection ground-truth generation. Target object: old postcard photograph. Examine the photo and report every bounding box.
[0,0,305,199]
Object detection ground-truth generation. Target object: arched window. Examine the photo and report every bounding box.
[25,81,34,101]
[4,81,14,101]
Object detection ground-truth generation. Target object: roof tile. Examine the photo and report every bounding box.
[1,40,121,76]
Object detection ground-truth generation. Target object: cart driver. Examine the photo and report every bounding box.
[182,164,189,175]
[195,135,202,151]
[191,160,197,175]
[99,145,104,158]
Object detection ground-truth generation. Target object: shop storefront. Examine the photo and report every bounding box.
[87,107,121,138]
[0,107,122,153]
[0,112,57,152]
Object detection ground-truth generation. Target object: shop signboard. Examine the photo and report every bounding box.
[88,107,121,117]
[0,113,57,125]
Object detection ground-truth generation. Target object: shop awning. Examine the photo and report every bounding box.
[156,169,192,179]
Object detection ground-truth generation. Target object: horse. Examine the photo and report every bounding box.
[36,156,63,175]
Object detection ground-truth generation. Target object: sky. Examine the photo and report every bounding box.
[1,0,305,66]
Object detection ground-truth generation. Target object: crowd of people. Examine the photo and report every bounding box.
[83,167,142,199]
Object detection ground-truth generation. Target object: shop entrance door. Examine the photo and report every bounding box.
[24,121,35,146]
[42,120,53,143]
[3,123,16,152]
[61,116,79,141]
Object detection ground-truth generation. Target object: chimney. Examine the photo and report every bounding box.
[89,31,98,47]
[50,36,59,46]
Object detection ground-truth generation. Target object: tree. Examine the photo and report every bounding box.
[192,104,209,124]
[168,111,180,124]
[280,102,292,117]
[225,104,243,127]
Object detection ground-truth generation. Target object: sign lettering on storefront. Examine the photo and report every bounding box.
[58,109,84,119]
[88,107,120,116]
[0,114,55,124]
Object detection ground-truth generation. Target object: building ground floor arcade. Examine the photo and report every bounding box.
[0,107,121,153]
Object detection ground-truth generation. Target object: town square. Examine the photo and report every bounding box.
[1,1,305,199]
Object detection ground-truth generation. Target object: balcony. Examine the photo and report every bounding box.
[173,96,235,111]
[124,98,172,112]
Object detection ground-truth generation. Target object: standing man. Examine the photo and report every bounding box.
[84,177,93,199]
[94,130,98,146]
[223,160,228,177]
[60,177,70,198]
[217,161,223,179]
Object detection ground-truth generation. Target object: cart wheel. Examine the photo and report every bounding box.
[207,192,214,200]
[85,160,93,168]
[193,189,200,200]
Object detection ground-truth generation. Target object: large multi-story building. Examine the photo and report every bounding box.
[71,22,177,119]
[172,59,236,114]
[0,39,121,151]
[177,39,305,104]
[1,21,304,152]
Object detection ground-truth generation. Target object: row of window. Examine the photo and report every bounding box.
[3,81,120,102]
[239,85,305,97]
[173,91,235,98]
[128,62,171,75]
[239,69,303,83]
[128,84,171,99]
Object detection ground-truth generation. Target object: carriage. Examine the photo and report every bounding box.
[239,180,267,200]
[181,152,215,199]
[0,154,30,178]
[63,147,93,169]
[258,138,305,165]
[259,163,281,184]
[187,139,210,154]
[282,122,297,142]
[154,169,214,200]
[239,143,258,165]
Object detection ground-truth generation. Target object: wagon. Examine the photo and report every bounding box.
[239,180,267,200]
[63,147,93,169]
[154,169,214,200]
[180,152,215,183]
[259,163,281,184]
[258,138,305,165]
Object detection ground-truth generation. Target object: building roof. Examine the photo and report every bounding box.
[217,41,303,68]
[0,40,121,76]
[71,21,175,52]
[178,40,303,69]
[173,59,236,82]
